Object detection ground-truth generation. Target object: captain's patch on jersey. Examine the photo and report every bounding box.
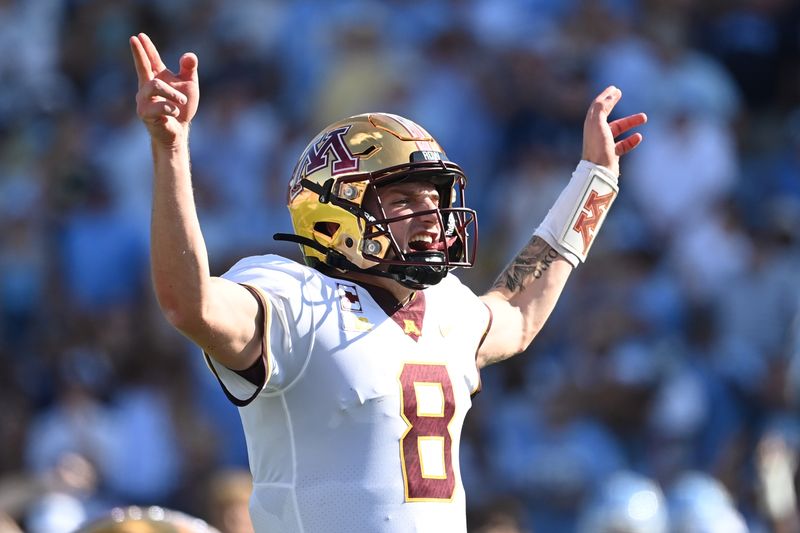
[403,319,421,338]
[337,283,362,312]
[341,313,374,332]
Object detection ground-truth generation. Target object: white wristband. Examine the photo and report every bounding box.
[533,160,619,267]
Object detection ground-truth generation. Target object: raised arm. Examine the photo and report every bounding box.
[477,86,646,368]
[131,33,262,370]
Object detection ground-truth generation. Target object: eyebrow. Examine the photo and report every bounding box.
[384,184,439,198]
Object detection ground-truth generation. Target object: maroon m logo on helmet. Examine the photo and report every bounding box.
[303,125,359,177]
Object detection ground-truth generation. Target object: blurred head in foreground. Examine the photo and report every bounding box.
[75,506,221,533]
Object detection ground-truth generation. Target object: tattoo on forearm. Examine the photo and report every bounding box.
[493,236,560,293]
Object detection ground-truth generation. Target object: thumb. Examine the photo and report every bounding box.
[178,53,198,81]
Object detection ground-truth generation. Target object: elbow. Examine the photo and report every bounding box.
[517,322,543,354]
[157,298,193,332]
[153,285,203,334]
[160,302,208,338]
[517,339,533,356]
[501,329,538,359]
[160,303,188,330]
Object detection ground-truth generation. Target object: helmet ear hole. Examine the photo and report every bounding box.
[313,222,340,237]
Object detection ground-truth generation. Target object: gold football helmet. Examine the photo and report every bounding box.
[274,113,477,288]
[75,506,221,533]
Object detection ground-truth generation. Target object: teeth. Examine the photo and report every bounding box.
[410,235,434,244]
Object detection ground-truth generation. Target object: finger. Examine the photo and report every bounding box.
[615,132,643,156]
[597,85,621,100]
[138,100,181,120]
[139,32,168,74]
[597,85,622,115]
[130,36,153,87]
[140,78,188,105]
[178,53,199,82]
[609,112,648,138]
[588,86,622,119]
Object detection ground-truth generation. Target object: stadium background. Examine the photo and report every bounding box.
[1,0,799,531]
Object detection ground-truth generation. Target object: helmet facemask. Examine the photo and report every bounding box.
[353,169,477,289]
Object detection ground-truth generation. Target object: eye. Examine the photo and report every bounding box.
[391,197,411,206]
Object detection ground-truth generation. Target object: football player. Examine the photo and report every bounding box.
[130,32,645,533]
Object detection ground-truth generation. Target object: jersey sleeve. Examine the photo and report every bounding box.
[436,273,492,394]
[204,255,318,404]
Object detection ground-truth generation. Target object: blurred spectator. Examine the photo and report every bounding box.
[576,470,668,533]
[756,427,800,533]
[205,469,255,533]
[624,107,739,243]
[667,471,749,533]
[0,0,70,122]
[469,497,532,533]
[667,200,753,305]
[0,511,23,533]
[594,10,742,123]
[23,350,116,508]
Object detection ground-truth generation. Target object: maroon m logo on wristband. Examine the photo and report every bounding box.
[573,189,614,253]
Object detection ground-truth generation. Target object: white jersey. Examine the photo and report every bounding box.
[205,255,491,533]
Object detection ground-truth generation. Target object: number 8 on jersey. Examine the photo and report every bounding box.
[399,363,456,501]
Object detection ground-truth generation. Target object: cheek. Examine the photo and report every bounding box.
[387,217,412,239]
[382,205,412,222]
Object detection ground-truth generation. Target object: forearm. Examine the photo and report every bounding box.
[491,236,566,294]
[149,139,211,324]
[479,236,572,365]
[477,87,646,368]
[131,35,263,368]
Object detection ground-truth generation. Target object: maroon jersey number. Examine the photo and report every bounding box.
[398,363,456,501]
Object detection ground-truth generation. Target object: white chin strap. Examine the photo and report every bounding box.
[534,160,619,267]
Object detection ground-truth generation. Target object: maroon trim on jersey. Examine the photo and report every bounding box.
[353,280,407,315]
[389,291,426,342]
[359,283,426,342]
[319,267,428,342]
[477,302,493,353]
[235,353,268,386]
[470,303,493,398]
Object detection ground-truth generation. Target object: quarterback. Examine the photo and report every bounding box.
[130,33,645,533]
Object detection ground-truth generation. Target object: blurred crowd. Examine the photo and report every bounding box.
[1,0,799,531]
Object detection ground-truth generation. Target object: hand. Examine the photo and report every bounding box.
[582,86,647,177]
[130,33,199,147]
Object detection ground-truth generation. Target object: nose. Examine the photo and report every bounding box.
[419,195,438,211]
[415,196,439,224]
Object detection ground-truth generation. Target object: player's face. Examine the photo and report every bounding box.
[366,180,442,257]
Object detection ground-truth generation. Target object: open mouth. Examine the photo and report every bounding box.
[409,234,437,252]
[408,234,457,252]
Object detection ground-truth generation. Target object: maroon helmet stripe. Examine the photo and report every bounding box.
[390,114,437,152]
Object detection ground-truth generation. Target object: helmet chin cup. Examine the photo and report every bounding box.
[386,251,448,289]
